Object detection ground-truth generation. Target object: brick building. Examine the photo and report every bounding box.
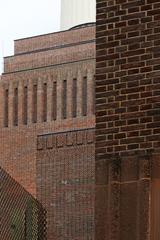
[1,167,46,239]
[0,24,95,239]
[3,0,160,239]
[96,0,160,240]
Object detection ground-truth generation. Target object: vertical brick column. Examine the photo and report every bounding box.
[95,159,109,240]
[57,73,62,120]
[37,78,43,123]
[77,70,83,117]
[47,76,52,122]
[87,69,94,116]
[67,71,72,119]
[108,159,120,240]
[138,156,151,240]
[96,0,160,239]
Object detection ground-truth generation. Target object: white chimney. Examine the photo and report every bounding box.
[60,0,96,31]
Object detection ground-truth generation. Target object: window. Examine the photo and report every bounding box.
[82,76,87,116]
[72,78,77,118]
[52,82,57,120]
[23,86,28,125]
[62,80,67,119]
[32,84,37,123]
[13,88,18,126]
[43,83,47,122]
[4,89,9,127]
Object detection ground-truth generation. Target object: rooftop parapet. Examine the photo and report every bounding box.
[14,24,95,55]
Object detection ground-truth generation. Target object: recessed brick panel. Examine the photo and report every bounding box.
[37,128,95,240]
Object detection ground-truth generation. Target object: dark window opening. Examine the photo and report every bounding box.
[62,80,67,119]
[23,86,28,125]
[82,76,87,116]
[43,83,47,122]
[13,88,18,126]
[52,82,57,121]
[72,78,77,118]
[32,84,37,123]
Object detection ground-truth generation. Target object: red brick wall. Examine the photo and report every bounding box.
[0,62,95,196]
[96,0,160,239]
[96,0,160,157]
[0,25,95,240]
[4,43,95,73]
[0,33,95,195]
[14,25,95,55]
[4,26,95,74]
[37,128,95,240]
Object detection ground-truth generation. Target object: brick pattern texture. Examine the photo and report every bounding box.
[0,25,95,196]
[37,128,95,240]
[14,25,95,55]
[96,1,160,240]
[0,24,95,240]
[4,26,95,74]
[96,0,160,157]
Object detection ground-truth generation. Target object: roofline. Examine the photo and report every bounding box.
[14,22,96,42]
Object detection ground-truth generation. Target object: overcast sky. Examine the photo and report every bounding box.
[0,0,61,73]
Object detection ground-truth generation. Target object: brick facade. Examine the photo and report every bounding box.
[0,24,95,239]
[37,128,95,240]
[96,1,160,239]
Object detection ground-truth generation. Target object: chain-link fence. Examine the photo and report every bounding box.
[0,167,47,240]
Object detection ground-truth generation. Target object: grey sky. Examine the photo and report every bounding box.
[0,0,61,73]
